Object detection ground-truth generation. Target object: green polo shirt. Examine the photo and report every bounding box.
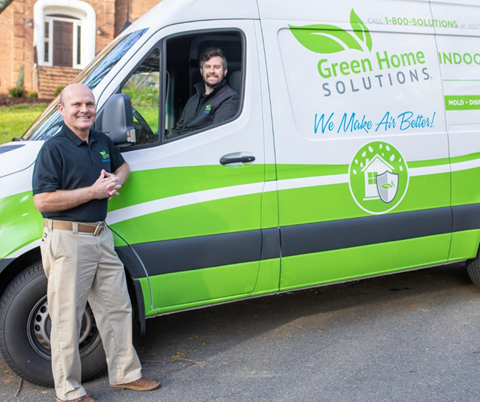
[32,124,125,222]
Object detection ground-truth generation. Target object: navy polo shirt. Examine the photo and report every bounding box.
[32,124,125,222]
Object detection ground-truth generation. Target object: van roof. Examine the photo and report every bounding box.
[121,0,480,39]
[123,0,260,35]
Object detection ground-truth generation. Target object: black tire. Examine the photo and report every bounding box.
[0,262,106,387]
[467,253,480,288]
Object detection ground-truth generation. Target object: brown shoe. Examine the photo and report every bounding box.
[55,394,96,402]
[109,376,161,391]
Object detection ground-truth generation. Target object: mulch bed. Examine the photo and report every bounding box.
[0,96,53,107]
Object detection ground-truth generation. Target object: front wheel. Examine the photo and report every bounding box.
[0,262,106,387]
[467,251,480,289]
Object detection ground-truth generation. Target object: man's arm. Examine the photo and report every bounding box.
[174,109,187,131]
[174,94,197,132]
[33,162,130,213]
[212,92,239,125]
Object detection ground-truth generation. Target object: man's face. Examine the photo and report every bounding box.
[201,56,227,89]
[58,84,96,135]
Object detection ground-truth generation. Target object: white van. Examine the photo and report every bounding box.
[1,0,480,386]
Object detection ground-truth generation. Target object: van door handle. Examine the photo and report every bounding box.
[220,155,256,165]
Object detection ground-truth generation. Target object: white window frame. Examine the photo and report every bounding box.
[34,0,96,69]
[43,16,83,68]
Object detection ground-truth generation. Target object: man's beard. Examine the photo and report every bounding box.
[204,74,224,89]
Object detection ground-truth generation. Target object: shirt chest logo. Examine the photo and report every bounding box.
[100,151,110,162]
[204,104,212,114]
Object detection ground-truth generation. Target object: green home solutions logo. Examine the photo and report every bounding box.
[290,9,430,97]
[290,9,373,55]
[349,141,409,214]
[100,150,110,162]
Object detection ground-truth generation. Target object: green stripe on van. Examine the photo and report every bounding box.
[280,233,451,291]
[110,193,263,246]
[276,163,348,180]
[445,95,480,111]
[277,172,450,226]
[452,166,480,205]
[0,191,42,259]
[108,164,266,212]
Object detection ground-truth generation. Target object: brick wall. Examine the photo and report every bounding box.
[38,66,79,98]
[0,3,14,95]
[131,0,161,23]
[114,0,161,35]
[92,0,117,53]
[13,1,35,94]
[0,0,35,96]
[114,0,129,36]
[91,0,161,53]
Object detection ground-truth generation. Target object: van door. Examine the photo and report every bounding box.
[259,1,451,290]
[102,21,274,314]
[430,2,480,261]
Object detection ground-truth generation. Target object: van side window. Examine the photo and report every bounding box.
[164,31,243,140]
[117,31,243,148]
[121,48,160,145]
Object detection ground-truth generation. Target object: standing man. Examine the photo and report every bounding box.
[32,84,160,402]
[174,47,239,132]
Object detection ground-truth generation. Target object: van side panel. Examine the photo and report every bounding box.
[260,0,453,290]
[0,191,41,261]
[431,1,480,261]
[281,235,451,291]
[0,142,45,263]
[105,20,280,315]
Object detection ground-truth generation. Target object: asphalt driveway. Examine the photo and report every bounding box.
[1,262,480,401]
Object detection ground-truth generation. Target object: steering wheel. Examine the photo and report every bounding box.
[132,108,156,144]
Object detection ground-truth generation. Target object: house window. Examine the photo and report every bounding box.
[34,0,96,69]
[44,15,82,68]
[77,25,82,65]
[44,21,50,63]
[368,172,377,185]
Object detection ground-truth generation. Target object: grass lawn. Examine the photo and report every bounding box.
[0,104,48,145]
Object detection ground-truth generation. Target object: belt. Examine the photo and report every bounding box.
[44,220,106,236]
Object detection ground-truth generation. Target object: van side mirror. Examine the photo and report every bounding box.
[101,94,136,145]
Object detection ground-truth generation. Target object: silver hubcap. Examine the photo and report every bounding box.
[27,296,102,360]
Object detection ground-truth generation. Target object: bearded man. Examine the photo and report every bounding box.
[174,47,239,132]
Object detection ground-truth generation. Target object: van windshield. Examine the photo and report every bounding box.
[21,29,147,141]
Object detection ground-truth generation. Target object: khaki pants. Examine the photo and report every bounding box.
[41,221,142,400]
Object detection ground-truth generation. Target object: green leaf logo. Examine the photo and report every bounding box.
[381,180,396,190]
[350,9,372,52]
[289,9,372,54]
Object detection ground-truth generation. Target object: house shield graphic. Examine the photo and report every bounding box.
[376,171,399,203]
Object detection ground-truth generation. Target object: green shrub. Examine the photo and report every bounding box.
[16,66,24,87]
[54,86,65,97]
[8,86,26,97]
[27,91,38,98]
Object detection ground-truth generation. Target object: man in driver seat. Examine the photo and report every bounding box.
[174,47,239,132]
